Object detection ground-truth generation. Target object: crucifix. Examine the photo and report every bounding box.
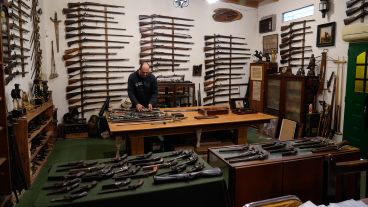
[50,12,61,52]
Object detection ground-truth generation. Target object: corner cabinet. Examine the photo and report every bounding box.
[14,101,55,186]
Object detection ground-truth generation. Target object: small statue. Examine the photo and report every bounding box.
[10,83,22,110]
[307,54,316,76]
[253,50,263,62]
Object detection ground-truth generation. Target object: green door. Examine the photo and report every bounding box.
[343,42,368,157]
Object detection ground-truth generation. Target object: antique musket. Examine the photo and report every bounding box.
[280,26,311,38]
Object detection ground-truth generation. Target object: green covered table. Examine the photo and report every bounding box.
[34,152,230,207]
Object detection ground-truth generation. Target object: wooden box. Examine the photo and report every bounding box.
[198,107,229,116]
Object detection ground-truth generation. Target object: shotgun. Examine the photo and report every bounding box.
[65,46,125,55]
[140,39,194,46]
[65,25,126,32]
[281,26,311,38]
[141,32,191,39]
[280,19,315,31]
[279,39,304,49]
[67,38,129,47]
[67,82,126,92]
[344,10,368,25]
[281,31,313,43]
[204,83,247,91]
[68,2,124,8]
[67,65,134,74]
[204,35,245,41]
[64,18,118,26]
[66,32,133,39]
[63,52,117,61]
[68,95,122,105]
[280,49,313,60]
[66,88,127,99]
[280,46,312,55]
[280,57,310,64]
[66,13,115,19]
[204,77,242,87]
[139,20,194,27]
[205,67,244,76]
[203,92,240,102]
[139,14,194,21]
[205,57,250,64]
[139,58,189,63]
[140,45,191,52]
[204,73,245,81]
[69,99,122,111]
[140,52,190,58]
[205,41,248,46]
[203,47,250,52]
[62,8,125,15]
[65,58,129,67]
[68,70,128,79]
[346,0,363,8]
[346,1,368,16]
[205,52,251,58]
[68,76,122,85]
[205,62,247,69]
[139,26,189,33]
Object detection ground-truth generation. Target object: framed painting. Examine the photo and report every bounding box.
[316,22,336,47]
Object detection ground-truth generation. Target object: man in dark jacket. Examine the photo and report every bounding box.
[128,62,158,111]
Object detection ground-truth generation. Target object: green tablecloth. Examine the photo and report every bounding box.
[34,152,230,207]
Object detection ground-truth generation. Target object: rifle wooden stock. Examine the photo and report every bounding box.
[281,31,313,43]
[346,2,368,16]
[68,70,128,79]
[204,35,245,41]
[66,88,127,99]
[279,39,304,49]
[139,21,194,27]
[347,0,363,8]
[67,65,134,73]
[139,26,189,33]
[280,19,315,31]
[69,99,122,111]
[65,19,118,26]
[203,47,250,52]
[68,95,122,105]
[139,58,189,63]
[140,45,191,52]
[66,13,114,19]
[205,57,250,64]
[66,32,133,39]
[63,52,116,61]
[204,73,245,81]
[66,82,126,92]
[204,83,247,91]
[140,39,194,46]
[68,77,122,85]
[280,49,312,60]
[205,41,247,46]
[205,62,247,69]
[141,32,191,39]
[67,38,129,47]
[62,8,125,15]
[139,14,194,21]
[139,52,190,58]
[205,52,251,58]
[280,57,310,64]
[65,25,126,32]
[280,46,311,55]
[203,92,240,102]
[205,67,244,76]
[204,77,242,87]
[65,46,125,55]
[65,58,129,67]
[68,2,124,8]
[281,26,311,38]
[344,10,368,25]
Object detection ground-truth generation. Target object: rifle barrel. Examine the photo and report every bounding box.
[68,2,124,8]
[344,10,368,25]
[62,8,125,15]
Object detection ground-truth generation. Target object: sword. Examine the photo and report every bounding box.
[50,12,61,52]
[49,41,58,79]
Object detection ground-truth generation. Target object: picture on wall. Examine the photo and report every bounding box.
[316,22,336,47]
[263,34,278,54]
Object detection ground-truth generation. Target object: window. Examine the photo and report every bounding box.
[354,51,368,93]
[282,5,314,22]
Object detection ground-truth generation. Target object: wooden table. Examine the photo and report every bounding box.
[108,106,276,155]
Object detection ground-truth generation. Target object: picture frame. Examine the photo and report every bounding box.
[262,34,278,54]
[316,22,336,47]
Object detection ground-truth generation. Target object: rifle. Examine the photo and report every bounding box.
[12,0,31,9]
[344,10,368,25]
[139,20,194,27]
[205,62,247,69]
[9,11,27,23]
[280,26,311,38]
[280,19,315,31]
[69,70,132,79]
[204,83,247,91]
[281,31,313,43]
[66,13,114,19]
[279,39,304,49]
[139,58,189,63]
[139,52,190,58]
[67,65,134,74]
[10,53,30,60]
[204,77,242,87]
[153,167,222,184]
[206,88,239,96]
[66,88,126,99]
[280,49,312,60]
[280,57,310,64]
[65,58,129,67]
[68,95,122,105]
[68,76,122,85]
[152,63,180,68]
[205,67,243,76]
[66,32,132,39]
[5,71,28,85]
[9,2,31,18]
[62,8,125,15]
[280,46,311,55]
[65,46,125,55]
[326,72,335,93]
[9,23,30,33]
[203,92,240,102]
[141,32,192,39]
[204,35,245,41]
[140,45,191,52]
[205,52,251,58]
[139,26,189,33]
[69,99,122,111]
[140,39,194,46]
[64,18,118,26]
[67,38,129,47]
[152,68,189,72]
[68,2,124,8]
[346,1,368,16]
[205,57,250,64]
[347,0,363,8]
[203,47,250,52]
[205,41,248,46]
[63,52,117,61]
[10,33,29,42]
[139,14,194,21]
[65,24,126,32]
[317,51,327,94]
[204,73,245,81]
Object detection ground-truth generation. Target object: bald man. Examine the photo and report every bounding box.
[128,62,158,111]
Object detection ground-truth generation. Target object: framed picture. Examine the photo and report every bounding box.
[316,22,336,47]
[263,34,278,54]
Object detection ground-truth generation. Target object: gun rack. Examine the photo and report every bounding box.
[63,1,134,118]
[203,34,250,106]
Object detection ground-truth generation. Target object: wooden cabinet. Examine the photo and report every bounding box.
[157,82,195,107]
[14,101,55,186]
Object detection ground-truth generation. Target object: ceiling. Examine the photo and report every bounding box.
[220,0,278,8]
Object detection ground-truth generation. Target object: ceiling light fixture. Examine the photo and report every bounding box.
[174,0,189,8]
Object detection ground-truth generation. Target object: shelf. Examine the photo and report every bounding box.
[26,101,53,122]
[0,157,6,167]
[31,145,52,184]
[28,118,52,142]
[30,134,52,161]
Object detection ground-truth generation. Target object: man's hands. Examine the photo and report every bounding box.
[136,103,153,112]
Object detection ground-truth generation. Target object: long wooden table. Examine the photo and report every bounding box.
[108,107,276,155]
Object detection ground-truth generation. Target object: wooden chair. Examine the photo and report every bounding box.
[243,195,302,207]
[278,119,296,141]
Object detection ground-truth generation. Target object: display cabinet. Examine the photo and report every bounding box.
[157,82,195,107]
[14,100,55,186]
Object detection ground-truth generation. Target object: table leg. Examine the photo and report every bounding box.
[115,136,123,159]
[196,129,202,148]
[130,136,145,155]
[236,127,248,144]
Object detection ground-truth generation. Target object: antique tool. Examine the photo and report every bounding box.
[49,41,58,79]
[50,191,88,202]
[153,168,222,184]
[66,88,127,100]
[65,45,125,55]
[311,140,349,153]
[279,39,304,49]
[281,32,313,43]
[333,57,346,134]
[205,41,247,46]
[98,179,144,194]
[317,50,328,94]
[280,46,312,55]
[141,32,192,39]
[280,49,313,60]
[346,0,364,8]
[63,52,117,61]
[344,11,368,24]
[346,1,368,16]
[140,45,191,52]
[65,58,129,67]
[50,12,61,52]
